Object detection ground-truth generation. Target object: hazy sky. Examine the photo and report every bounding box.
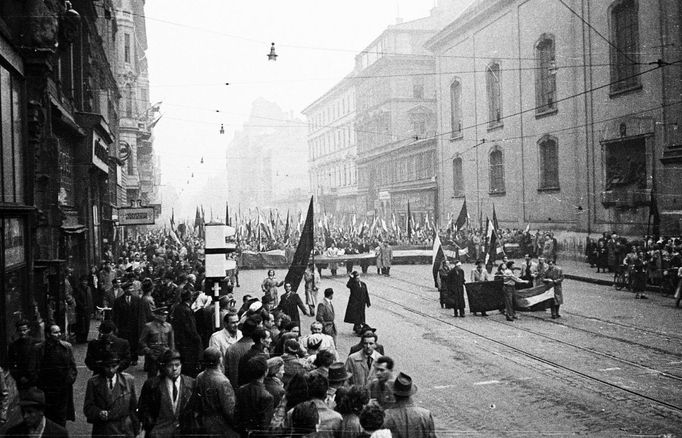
[145,0,436,219]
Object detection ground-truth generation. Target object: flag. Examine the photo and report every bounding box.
[524,223,530,233]
[284,210,290,242]
[466,280,505,313]
[225,202,230,226]
[407,201,413,239]
[492,204,499,232]
[194,207,201,231]
[285,197,314,292]
[649,192,660,238]
[432,232,445,288]
[454,198,468,231]
[485,217,497,270]
[516,284,556,310]
[170,208,176,231]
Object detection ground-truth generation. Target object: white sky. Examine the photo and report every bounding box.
[145,0,436,219]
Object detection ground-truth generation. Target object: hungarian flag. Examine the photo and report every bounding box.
[454,198,469,231]
[485,217,497,270]
[466,280,505,313]
[516,283,555,310]
[432,233,445,288]
[285,197,314,292]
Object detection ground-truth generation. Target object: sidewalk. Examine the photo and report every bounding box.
[557,257,668,294]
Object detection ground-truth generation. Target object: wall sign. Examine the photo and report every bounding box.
[117,207,156,225]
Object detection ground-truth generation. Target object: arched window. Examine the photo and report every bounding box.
[488,147,505,194]
[486,63,502,128]
[535,35,556,113]
[538,136,559,190]
[452,157,464,197]
[610,0,640,92]
[450,79,462,136]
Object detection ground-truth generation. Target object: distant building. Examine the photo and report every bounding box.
[427,0,682,245]
[302,75,357,218]
[226,98,309,213]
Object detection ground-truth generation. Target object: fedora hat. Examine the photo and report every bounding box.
[98,351,121,366]
[328,362,349,383]
[152,306,169,315]
[392,372,417,397]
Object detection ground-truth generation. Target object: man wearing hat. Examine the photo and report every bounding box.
[74,274,94,343]
[324,362,350,409]
[194,347,239,437]
[138,349,196,437]
[6,388,69,438]
[112,281,145,366]
[264,356,286,408]
[83,351,140,437]
[85,320,131,375]
[281,339,311,387]
[383,372,436,438]
[344,271,371,335]
[445,260,467,317]
[139,306,175,378]
[170,286,202,377]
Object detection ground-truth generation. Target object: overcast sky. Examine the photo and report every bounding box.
[145,0,436,219]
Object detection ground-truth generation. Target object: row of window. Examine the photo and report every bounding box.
[450,0,640,136]
[358,150,435,189]
[309,93,354,132]
[311,162,357,190]
[309,124,354,160]
[452,136,559,196]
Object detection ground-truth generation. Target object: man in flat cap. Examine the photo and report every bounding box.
[139,306,175,378]
[6,388,69,437]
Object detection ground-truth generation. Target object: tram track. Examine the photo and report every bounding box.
[328,274,682,415]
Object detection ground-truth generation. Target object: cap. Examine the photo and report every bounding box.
[350,271,360,278]
[306,334,323,351]
[285,339,301,354]
[249,300,263,312]
[19,387,46,407]
[328,362,349,383]
[152,306,169,315]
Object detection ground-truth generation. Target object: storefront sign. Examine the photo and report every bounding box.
[92,132,109,172]
[118,207,155,225]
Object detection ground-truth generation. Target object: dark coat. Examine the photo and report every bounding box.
[344,278,370,325]
[137,374,196,437]
[6,337,37,388]
[31,339,77,424]
[83,372,139,437]
[237,345,269,387]
[275,292,308,326]
[315,299,337,338]
[5,418,69,438]
[85,335,132,374]
[384,401,436,438]
[194,369,239,438]
[224,337,255,388]
[170,302,202,377]
[112,294,145,355]
[234,381,274,436]
[445,266,466,310]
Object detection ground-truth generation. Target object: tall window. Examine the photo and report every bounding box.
[535,35,556,113]
[413,76,424,99]
[1,66,25,204]
[450,79,462,136]
[538,136,559,190]
[489,147,505,194]
[452,157,464,197]
[125,84,134,118]
[610,0,640,93]
[486,63,502,128]
[124,33,131,63]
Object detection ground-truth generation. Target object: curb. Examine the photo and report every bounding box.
[565,273,664,293]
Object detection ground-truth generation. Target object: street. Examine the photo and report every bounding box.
[62,263,682,437]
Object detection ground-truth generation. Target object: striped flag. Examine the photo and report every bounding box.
[516,284,556,310]
[432,233,445,288]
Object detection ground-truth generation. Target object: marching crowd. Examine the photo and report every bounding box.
[0,231,436,437]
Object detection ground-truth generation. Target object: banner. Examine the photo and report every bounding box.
[284,197,314,292]
[465,280,505,313]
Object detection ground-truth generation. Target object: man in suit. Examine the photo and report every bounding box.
[73,275,94,343]
[544,259,565,319]
[234,356,274,436]
[83,352,139,437]
[275,282,310,329]
[224,318,257,387]
[112,282,144,366]
[6,388,69,438]
[384,373,436,438]
[137,349,196,438]
[316,288,337,345]
[85,320,131,374]
[170,288,202,378]
[518,254,536,289]
[344,332,382,387]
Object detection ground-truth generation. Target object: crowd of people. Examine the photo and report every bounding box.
[584,233,682,301]
[0,230,436,437]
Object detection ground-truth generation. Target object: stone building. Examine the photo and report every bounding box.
[302,74,358,218]
[426,0,682,248]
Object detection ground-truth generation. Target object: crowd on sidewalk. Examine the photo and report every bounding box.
[0,231,437,437]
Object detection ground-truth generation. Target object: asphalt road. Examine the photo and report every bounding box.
[64,263,681,437]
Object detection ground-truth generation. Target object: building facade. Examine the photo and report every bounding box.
[427,0,682,246]
[302,75,358,218]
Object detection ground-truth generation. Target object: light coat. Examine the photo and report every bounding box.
[344,350,381,387]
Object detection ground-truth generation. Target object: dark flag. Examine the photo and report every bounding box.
[454,198,468,231]
[492,204,499,232]
[648,192,660,239]
[407,201,413,239]
[485,217,497,271]
[284,210,290,243]
[432,232,445,288]
[466,280,505,313]
[225,202,230,226]
[194,207,201,231]
[285,197,314,292]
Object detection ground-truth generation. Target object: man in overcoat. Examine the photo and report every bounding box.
[344,271,371,335]
[544,259,564,318]
[83,351,140,437]
[316,288,337,344]
[112,282,145,366]
[275,282,310,329]
[383,372,436,438]
[380,241,393,276]
[74,275,94,343]
[170,288,203,378]
[85,320,131,374]
[445,261,467,317]
[30,323,78,426]
[137,349,196,438]
[6,388,69,438]
[194,347,239,437]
